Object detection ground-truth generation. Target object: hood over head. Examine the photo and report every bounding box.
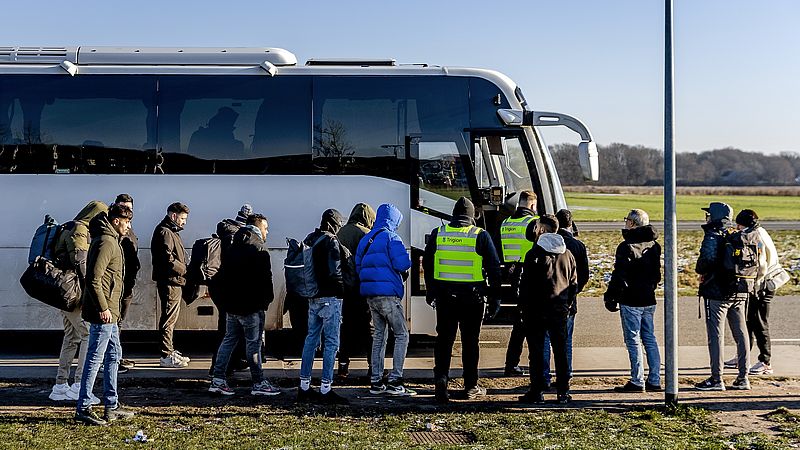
[451,197,476,225]
[88,210,119,240]
[622,224,659,243]
[536,232,566,254]
[347,203,376,229]
[319,208,345,234]
[74,200,108,224]
[373,203,403,232]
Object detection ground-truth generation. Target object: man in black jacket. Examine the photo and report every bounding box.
[518,215,577,404]
[541,209,590,385]
[694,202,751,391]
[605,209,663,393]
[151,202,191,368]
[297,209,349,405]
[208,214,280,397]
[424,197,502,403]
[114,194,140,372]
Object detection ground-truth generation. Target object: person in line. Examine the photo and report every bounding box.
[695,202,751,391]
[209,204,253,376]
[75,204,135,425]
[49,200,107,404]
[499,190,539,377]
[424,197,502,403]
[336,202,376,379]
[356,203,414,396]
[604,209,663,393]
[725,209,778,376]
[114,194,140,373]
[151,202,191,368]
[541,209,590,386]
[518,215,577,404]
[208,213,280,396]
[296,209,349,405]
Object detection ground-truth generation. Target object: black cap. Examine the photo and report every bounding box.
[701,202,733,222]
[735,209,759,228]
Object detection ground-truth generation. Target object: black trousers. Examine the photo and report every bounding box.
[286,292,309,357]
[504,307,525,368]
[747,290,773,364]
[524,307,570,394]
[119,293,133,329]
[433,296,485,389]
[338,294,373,366]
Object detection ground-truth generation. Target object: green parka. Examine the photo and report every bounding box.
[81,213,125,324]
[53,200,108,278]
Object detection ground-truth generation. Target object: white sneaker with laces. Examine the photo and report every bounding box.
[723,357,738,369]
[749,361,773,375]
[67,383,101,404]
[173,350,191,363]
[160,353,189,368]
[49,383,70,401]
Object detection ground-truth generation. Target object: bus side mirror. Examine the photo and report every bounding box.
[578,141,599,182]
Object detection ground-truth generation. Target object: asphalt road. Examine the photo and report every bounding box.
[578,220,799,231]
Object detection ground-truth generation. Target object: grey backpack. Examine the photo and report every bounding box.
[284,235,326,298]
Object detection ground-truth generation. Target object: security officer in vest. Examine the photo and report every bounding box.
[500,190,539,377]
[424,197,502,403]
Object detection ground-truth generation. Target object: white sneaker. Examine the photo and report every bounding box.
[723,357,738,369]
[173,350,191,363]
[67,383,101,405]
[49,383,70,401]
[160,353,189,368]
[749,361,774,375]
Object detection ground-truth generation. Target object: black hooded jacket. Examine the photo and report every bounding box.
[558,228,590,315]
[604,225,661,307]
[150,216,187,286]
[215,226,274,315]
[423,197,502,301]
[304,209,345,299]
[695,220,730,300]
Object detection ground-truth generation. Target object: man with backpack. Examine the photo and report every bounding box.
[355,203,414,396]
[208,213,280,397]
[336,202,376,379]
[295,209,349,405]
[75,203,135,425]
[695,202,751,391]
[151,202,191,368]
[49,200,107,404]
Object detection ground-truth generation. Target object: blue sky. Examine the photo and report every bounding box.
[2,0,798,153]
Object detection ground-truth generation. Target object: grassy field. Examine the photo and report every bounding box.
[578,230,800,297]
[565,192,800,222]
[0,403,792,449]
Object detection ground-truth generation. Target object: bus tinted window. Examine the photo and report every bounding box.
[313,77,469,182]
[158,76,311,174]
[0,75,155,174]
[469,78,511,129]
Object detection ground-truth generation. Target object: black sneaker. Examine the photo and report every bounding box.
[518,390,545,404]
[75,407,107,426]
[645,382,664,392]
[465,386,487,399]
[117,364,129,374]
[695,377,725,391]
[613,381,645,393]
[504,366,526,377]
[369,383,387,395]
[319,389,349,405]
[386,380,417,397]
[104,403,135,422]
[337,362,350,379]
[557,392,572,404]
[435,379,449,404]
[297,387,320,403]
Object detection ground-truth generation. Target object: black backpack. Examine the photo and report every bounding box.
[183,236,222,304]
[285,234,327,298]
[723,228,761,299]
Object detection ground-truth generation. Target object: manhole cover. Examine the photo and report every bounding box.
[407,431,477,445]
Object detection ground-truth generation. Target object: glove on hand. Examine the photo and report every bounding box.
[604,300,619,312]
[484,297,502,320]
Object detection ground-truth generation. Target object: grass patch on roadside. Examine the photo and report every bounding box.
[0,404,770,449]
[578,231,800,297]
[565,192,800,222]
[766,407,800,440]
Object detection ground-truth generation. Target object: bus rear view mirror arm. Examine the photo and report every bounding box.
[497,109,599,181]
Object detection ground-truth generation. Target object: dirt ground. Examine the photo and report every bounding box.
[2,375,798,439]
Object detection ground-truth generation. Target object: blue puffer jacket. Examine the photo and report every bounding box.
[355,204,412,298]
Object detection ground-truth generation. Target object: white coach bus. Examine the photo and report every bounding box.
[0,46,598,335]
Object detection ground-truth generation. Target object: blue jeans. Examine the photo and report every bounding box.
[543,314,575,383]
[77,323,121,411]
[367,296,409,384]
[620,304,661,387]
[300,297,342,385]
[213,311,265,383]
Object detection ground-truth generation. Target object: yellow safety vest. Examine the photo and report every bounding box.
[500,215,537,262]
[433,225,484,282]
